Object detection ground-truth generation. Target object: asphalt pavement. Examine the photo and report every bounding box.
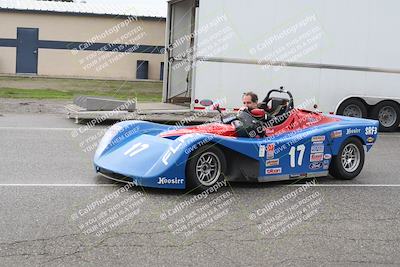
[0,113,399,266]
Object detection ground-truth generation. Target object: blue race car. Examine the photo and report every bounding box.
[94,89,379,191]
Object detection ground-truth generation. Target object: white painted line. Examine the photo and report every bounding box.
[0,184,118,187]
[287,184,400,187]
[378,135,400,138]
[0,184,398,188]
[0,127,103,131]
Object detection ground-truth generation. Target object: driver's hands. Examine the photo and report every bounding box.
[239,106,248,111]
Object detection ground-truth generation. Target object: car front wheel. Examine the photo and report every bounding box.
[329,137,365,180]
[186,144,227,191]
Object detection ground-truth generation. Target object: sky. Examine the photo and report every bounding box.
[83,0,167,16]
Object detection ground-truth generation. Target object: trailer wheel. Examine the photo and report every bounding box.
[329,137,365,180]
[371,101,400,132]
[337,99,368,118]
[186,144,227,191]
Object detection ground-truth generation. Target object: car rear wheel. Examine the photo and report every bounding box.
[329,137,365,180]
[371,101,400,132]
[186,144,227,191]
[337,99,368,118]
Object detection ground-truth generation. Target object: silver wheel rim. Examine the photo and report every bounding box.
[378,106,397,128]
[341,143,361,173]
[195,152,221,186]
[343,104,363,118]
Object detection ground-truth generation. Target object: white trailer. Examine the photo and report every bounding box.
[163,0,400,131]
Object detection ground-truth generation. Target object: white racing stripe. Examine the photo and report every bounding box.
[0,184,118,187]
[0,127,103,131]
[0,184,398,187]
[287,184,400,187]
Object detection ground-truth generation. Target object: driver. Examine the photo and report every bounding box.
[240,92,259,111]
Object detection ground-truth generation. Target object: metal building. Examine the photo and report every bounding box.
[0,0,166,81]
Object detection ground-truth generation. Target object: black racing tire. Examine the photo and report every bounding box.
[371,101,400,132]
[329,137,365,180]
[186,144,227,191]
[337,98,368,118]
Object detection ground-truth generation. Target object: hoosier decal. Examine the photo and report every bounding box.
[157,177,184,185]
[346,128,361,135]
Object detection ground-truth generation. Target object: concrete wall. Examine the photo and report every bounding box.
[0,11,166,80]
[38,49,163,80]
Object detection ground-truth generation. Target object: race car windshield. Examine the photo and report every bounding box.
[236,110,257,128]
[233,110,265,137]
